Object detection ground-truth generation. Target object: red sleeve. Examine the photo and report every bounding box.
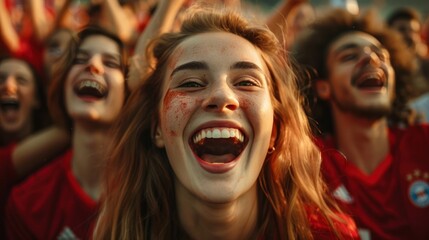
[0,144,18,199]
[0,144,19,239]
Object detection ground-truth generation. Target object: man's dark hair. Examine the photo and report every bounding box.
[386,7,421,27]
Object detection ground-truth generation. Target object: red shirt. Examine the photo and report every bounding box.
[5,149,98,239]
[0,143,17,238]
[0,143,17,201]
[318,125,429,240]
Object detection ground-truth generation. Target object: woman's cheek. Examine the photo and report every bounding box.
[162,90,195,139]
[240,94,272,125]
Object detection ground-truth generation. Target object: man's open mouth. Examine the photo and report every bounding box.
[73,80,107,99]
[190,127,247,164]
[354,71,386,90]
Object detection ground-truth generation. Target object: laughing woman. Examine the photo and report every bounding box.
[4,27,128,239]
[94,8,358,240]
[0,56,69,238]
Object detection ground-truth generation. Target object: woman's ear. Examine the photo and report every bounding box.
[270,122,278,148]
[315,80,331,100]
[154,125,165,148]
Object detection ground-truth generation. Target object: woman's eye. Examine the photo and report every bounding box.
[16,76,29,85]
[238,81,254,87]
[104,60,121,68]
[235,77,260,87]
[74,57,87,64]
[49,47,63,57]
[178,81,203,88]
[0,74,6,84]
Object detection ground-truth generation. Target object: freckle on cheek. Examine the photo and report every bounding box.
[163,90,192,138]
[241,99,250,109]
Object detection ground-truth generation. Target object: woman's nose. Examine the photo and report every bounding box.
[1,76,18,94]
[87,55,104,75]
[202,82,239,112]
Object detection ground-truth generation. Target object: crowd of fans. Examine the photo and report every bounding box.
[1,0,429,239]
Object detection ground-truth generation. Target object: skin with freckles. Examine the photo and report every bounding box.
[95,9,359,240]
[155,32,274,204]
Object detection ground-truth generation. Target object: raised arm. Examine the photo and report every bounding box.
[102,0,138,44]
[265,0,307,48]
[28,0,54,42]
[0,0,20,52]
[128,0,186,91]
[12,126,70,179]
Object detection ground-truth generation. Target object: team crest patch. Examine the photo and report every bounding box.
[407,169,429,208]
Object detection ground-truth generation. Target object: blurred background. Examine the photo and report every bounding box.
[248,0,428,17]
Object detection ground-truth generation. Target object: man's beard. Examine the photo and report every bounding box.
[331,91,392,120]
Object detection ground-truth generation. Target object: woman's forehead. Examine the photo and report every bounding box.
[0,59,33,77]
[79,35,120,55]
[169,32,267,71]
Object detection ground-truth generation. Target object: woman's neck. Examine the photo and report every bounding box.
[71,122,111,200]
[176,182,259,240]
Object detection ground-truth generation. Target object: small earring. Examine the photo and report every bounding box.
[268,146,276,154]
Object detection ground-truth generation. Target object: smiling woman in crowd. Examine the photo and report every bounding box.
[94,8,358,240]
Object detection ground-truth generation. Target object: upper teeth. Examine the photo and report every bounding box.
[193,127,244,143]
[79,80,103,92]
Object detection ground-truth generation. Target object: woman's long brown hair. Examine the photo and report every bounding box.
[95,8,341,240]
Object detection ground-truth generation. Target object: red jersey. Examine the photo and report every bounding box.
[4,149,98,240]
[0,143,17,238]
[318,125,429,240]
[0,143,17,202]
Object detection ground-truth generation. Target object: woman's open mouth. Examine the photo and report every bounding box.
[0,98,20,111]
[0,98,20,121]
[73,80,108,100]
[189,127,248,173]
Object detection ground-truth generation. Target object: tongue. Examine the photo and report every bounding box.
[201,153,235,163]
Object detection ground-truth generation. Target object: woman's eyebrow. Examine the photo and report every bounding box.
[230,61,263,73]
[171,61,209,77]
[77,49,120,60]
[77,49,90,56]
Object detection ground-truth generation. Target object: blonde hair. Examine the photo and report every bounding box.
[95,8,340,240]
